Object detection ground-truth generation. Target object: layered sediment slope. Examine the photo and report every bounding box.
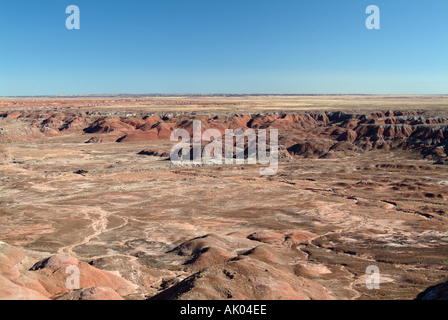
[0,145,11,162]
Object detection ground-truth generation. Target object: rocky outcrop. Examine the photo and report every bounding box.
[416,280,448,300]
[152,232,331,300]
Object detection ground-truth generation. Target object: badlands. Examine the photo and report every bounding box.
[0,94,448,300]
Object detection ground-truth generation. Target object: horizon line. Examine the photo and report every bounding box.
[2,93,448,98]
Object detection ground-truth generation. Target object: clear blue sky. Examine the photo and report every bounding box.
[1,0,447,96]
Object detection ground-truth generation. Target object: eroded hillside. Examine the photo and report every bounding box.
[1,95,448,300]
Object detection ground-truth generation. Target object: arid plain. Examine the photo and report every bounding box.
[1,95,448,300]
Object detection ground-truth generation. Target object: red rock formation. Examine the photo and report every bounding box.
[247,231,284,244]
[27,256,135,297]
[147,122,172,139]
[151,258,331,300]
[1,110,447,160]
[0,275,49,300]
[287,140,335,158]
[337,129,357,143]
[85,133,122,144]
[60,116,90,132]
[151,232,332,300]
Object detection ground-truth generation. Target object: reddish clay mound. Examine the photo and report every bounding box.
[183,246,235,272]
[27,255,135,297]
[337,129,357,142]
[30,255,79,271]
[85,133,122,144]
[113,120,173,142]
[3,110,448,161]
[138,149,170,158]
[85,117,135,134]
[287,140,335,158]
[0,108,446,166]
[153,232,330,300]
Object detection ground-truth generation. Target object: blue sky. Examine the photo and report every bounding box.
[0,0,447,96]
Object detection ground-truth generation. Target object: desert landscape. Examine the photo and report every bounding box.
[1,94,448,300]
